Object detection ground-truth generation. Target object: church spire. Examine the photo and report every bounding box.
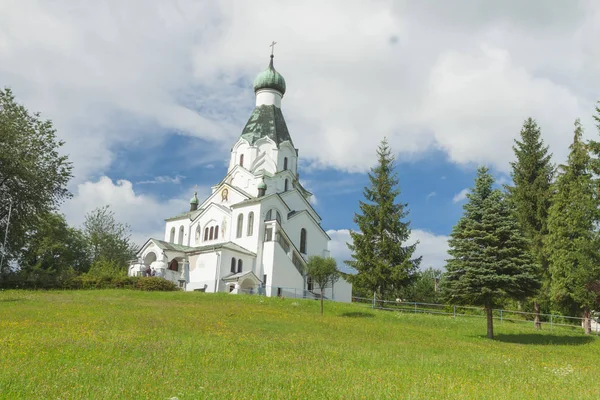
[253,43,286,97]
[189,189,199,212]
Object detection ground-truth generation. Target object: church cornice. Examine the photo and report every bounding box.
[230,192,291,212]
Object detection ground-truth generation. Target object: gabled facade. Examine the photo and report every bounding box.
[128,53,352,302]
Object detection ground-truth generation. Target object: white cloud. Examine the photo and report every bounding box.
[62,176,200,246]
[137,175,185,185]
[426,191,437,200]
[327,228,450,272]
[452,188,469,203]
[408,230,450,271]
[2,0,600,182]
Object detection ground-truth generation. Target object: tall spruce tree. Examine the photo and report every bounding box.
[506,118,554,329]
[444,167,540,339]
[545,119,600,334]
[346,138,421,301]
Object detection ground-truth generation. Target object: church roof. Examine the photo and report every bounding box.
[222,270,262,283]
[147,238,256,257]
[240,105,293,147]
[253,55,286,95]
[165,208,203,222]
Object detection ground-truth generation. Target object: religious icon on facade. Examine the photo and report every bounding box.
[221,188,229,202]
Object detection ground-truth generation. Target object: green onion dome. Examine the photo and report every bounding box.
[189,191,199,204]
[253,55,286,96]
[257,179,267,190]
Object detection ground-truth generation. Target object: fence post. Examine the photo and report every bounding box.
[294,288,297,299]
[414,302,417,313]
[500,309,503,324]
[372,292,376,309]
[453,305,456,318]
[550,314,553,331]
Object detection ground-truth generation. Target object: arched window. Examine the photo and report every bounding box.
[247,212,254,236]
[265,209,282,224]
[240,154,244,167]
[169,227,175,243]
[230,257,236,273]
[284,179,289,191]
[178,226,184,245]
[236,214,244,238]
[283,157,288,170]
[209,226,214,240]
[214,225,219,240]
[275,210,282,225]
[237,259,243,273]
[204,227,209,241]
[300,228,307,254]
[168,259,179,272]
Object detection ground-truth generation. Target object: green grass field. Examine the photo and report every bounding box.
[1,290,598,399]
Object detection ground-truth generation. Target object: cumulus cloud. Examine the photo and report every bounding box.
[137,175,185,185]
[426,192,437,200]
[63,176,202,245]
[452,189,469,203]
[327,228,450,273]
[2,0,599,183]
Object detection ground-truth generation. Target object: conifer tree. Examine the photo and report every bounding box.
[506,118,554,329]
[546,120,600,334]
[346,138,421,302]
[444,167,540,339]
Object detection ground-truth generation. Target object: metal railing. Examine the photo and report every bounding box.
[352,296,600,335]
[235,284,326,300]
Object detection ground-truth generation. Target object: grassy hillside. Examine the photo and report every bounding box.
[1,290,598,399]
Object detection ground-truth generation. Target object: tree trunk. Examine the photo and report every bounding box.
[534,301,542,330]
[485,305,494,339]
[583,307,591,335]
[320,289,324,315]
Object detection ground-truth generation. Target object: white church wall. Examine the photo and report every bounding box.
[285,214,328,258]
[322,277,353,303]
[268,241,305,297]
[188,252,220,292]
[277,143,297,175]
[255,88,282,108]
[164,220,190,245]
[191,208,229,246]
[231,203,262,253]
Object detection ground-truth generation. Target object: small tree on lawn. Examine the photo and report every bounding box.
[443,167,540,339]
[306,256,340,315]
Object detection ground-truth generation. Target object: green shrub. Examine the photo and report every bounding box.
[135,277,179,291]
[65,275,178,291]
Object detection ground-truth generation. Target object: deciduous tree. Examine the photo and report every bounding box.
[83,205,137,269]
[0,88,72,275]
[306,256,340,315]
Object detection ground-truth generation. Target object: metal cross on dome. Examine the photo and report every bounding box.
[269,41,277,55]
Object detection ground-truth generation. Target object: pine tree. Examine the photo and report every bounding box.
[444,167,540,339]
[506,118,554,329]
[546,119,600,334]
[346,138,421,302]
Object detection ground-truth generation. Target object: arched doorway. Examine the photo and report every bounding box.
[143,252,157,266]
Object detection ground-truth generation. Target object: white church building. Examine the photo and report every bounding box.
[128,52,352,302]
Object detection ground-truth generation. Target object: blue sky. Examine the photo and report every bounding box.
[2,0,600,270]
